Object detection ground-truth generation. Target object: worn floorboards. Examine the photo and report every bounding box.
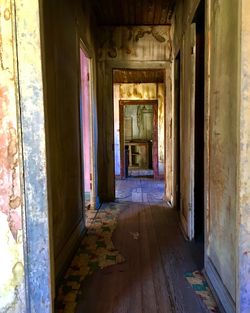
[76,178,206,313]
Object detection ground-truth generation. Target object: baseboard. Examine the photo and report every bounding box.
[156,174,165,180]
[204,257,236,313]
[179,213,189,240]
[55,220,86,283]
[95,195,102,209]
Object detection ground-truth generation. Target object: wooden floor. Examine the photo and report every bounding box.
[76,178,206,313]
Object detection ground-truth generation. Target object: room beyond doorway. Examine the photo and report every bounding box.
[113,81,165,181]
[119,100,158,179]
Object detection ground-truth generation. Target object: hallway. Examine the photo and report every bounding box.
[56,179,213,313]
[2,0,250,312]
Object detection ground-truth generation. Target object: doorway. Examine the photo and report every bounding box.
[119,100,158,179]
[178,1,205,242]
[193,1,205,241]
[174,52,181,211]
[79,46,93,217]
[112,71,166,202]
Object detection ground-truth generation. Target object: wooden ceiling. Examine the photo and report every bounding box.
[91,0,176,26]
[113,69,165,83]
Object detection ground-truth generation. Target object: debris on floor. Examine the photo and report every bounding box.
[129,231,140,240]
[185,271,218,313]
[56,204,125,313]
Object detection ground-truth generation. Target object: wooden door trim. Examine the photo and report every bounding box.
[119,100,159,179]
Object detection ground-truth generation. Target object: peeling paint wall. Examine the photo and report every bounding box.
[0,0,53,311]
[41,0,98,280]
[98,26,172,62]
[16,0,53,309]
[173,0,240,311]
[0,1,25,312]
[113,83,165,176]
[97,26,172,200]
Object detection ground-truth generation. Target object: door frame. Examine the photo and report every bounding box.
[79,40,97,210]
[98,61,169,201]
[119,100,159,179]
[179,23,196,240]
[174,51,181,210]
[193,1,205,241]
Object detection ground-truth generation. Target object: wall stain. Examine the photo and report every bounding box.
[98,26,170,60]
[0,2,26,312]
[4,8,11,21]
[9,196,21,209]
[0,8,9,71]
[7,126,21,242]
[0,90,22,242]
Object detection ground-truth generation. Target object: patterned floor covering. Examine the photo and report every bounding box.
[185,271,218,312]
[56,204,125,313]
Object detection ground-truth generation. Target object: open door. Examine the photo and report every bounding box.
[179,23,196,240]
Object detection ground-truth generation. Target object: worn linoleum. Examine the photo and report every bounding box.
[56,204,125,313]
[185,271,218,312]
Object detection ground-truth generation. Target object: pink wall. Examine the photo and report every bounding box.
[80,50,91,193]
